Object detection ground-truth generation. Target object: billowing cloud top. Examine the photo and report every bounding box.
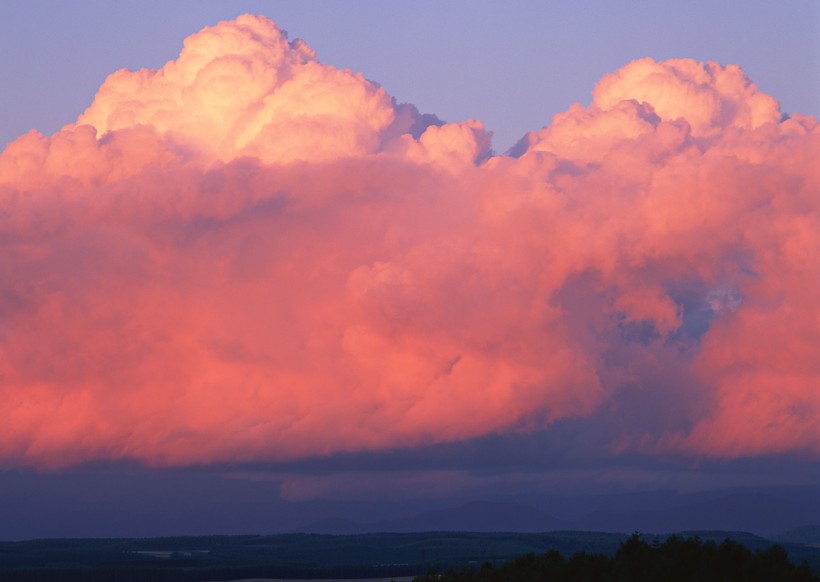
[78,15,394,164]
[0,15,817,469]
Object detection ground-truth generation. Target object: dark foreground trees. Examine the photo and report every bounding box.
[414,534,815,582]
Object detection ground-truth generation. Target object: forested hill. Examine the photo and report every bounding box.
[415,534,817,582]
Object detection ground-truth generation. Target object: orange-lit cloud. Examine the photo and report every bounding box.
[0,15,817,469]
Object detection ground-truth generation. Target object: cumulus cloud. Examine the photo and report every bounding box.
[0,15,817,469]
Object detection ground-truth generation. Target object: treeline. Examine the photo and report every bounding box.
[414,534,816,582]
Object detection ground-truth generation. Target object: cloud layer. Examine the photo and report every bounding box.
[0,15,817,468]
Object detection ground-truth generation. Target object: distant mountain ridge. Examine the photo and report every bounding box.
[571,491,818,535]
[776,526,820,546]
[295,492,819,538]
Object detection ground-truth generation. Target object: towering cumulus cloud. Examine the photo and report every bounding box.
[0,15,817,468]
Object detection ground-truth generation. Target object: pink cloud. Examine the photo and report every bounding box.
[0,15,816,469]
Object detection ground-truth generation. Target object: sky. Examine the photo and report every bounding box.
[2,1,819,152]
[0,2,818,539]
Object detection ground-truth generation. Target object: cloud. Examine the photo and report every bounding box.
[75,14,393,165]
[0,15,817,469]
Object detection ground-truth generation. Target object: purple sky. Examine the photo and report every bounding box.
[0,2,818,540]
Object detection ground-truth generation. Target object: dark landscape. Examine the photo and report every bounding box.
[1,527,818,581]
